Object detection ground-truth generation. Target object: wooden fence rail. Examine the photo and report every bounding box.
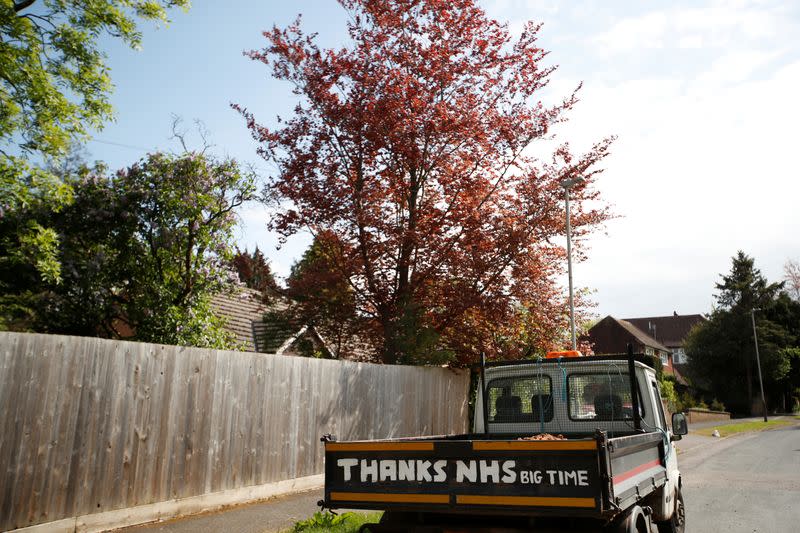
[0,332,470,531]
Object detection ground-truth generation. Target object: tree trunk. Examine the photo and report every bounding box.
[382,318,401,365]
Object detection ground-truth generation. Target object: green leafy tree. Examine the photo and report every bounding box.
[1,0,189,283]
[685,251,798,414]
[0,151,257,349]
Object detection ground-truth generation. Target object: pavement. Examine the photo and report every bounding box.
[675,415,794,454]
[118,488,325,533]
[119,416,797,533]
[675,416,767,454]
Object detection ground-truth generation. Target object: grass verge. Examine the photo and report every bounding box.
[283,511,383,533]
[694,419,792,437]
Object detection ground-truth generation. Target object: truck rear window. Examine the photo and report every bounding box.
[567,373,645,421]
[487,375,553,424]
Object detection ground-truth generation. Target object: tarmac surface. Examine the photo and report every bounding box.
[681,421,800,532]
[119,416,796,533]
[117,489,325,533]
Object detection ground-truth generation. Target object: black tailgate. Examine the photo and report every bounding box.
[324,438,605,517]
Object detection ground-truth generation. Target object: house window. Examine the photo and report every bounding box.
[645,347,654,356]
[660,351,669,365]
[673,348,686,365]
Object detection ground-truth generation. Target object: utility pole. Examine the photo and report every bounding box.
[560,176,584,351]
[750,308,768,422]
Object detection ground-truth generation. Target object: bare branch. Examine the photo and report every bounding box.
[169,114,190,153]
[169,114,215,155]
[13,0,37,14]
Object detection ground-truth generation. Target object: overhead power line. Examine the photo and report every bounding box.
[88,138,152,152]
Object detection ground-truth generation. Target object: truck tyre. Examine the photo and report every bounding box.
[656,489,685,533]
[379,511,416,525]
[612,505,650,533]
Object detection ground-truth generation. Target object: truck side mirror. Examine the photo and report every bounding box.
[672,412,688,436]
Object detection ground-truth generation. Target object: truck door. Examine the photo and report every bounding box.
[648,373,680,521]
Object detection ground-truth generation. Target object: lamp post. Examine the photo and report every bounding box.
[750,308,768,422]
[560,176,584,351]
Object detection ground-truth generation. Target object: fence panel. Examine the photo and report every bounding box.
[0,332,469,530]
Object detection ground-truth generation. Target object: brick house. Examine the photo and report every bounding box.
[584,316,672,370]
[623,313,706,374]
[584,313,706,381]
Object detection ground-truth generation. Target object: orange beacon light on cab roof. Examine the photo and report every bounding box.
[545,350,583,359]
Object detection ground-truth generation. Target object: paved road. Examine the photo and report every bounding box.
[681,423,800,533]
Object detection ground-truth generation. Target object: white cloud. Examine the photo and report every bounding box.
[593,3,782,55]
[695,49,783,85]
[557,55,800,316]
[478,0,796,316]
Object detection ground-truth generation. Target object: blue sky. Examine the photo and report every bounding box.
[90,0,800,319]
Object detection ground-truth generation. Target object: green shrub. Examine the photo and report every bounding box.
[658,376,678,413]
[290,512,382,533]
[293,512,347,531]
[710,399,726,412]
[676,391,696,412]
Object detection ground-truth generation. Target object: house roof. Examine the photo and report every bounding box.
[211,288,268,352]
[211,287,290,353]
[584,315,671,354]
[615,318,671,352]
[623,313,706,348]
[253,314,329,355]
[211,287,376,360]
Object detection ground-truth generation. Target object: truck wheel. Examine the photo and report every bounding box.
[611,505,650,533]
[379,511,416,525]
[656,489,685,533]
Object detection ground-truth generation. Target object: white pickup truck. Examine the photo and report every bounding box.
[322,351,688,532]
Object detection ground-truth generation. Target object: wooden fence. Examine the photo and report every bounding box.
[0,332,470,531]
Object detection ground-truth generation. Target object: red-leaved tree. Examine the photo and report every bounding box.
[236,0,613,364]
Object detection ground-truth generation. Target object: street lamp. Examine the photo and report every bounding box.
[750,308,768,422]
[560,176,585,351]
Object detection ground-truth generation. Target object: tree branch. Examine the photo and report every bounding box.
[14,0,37,14]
